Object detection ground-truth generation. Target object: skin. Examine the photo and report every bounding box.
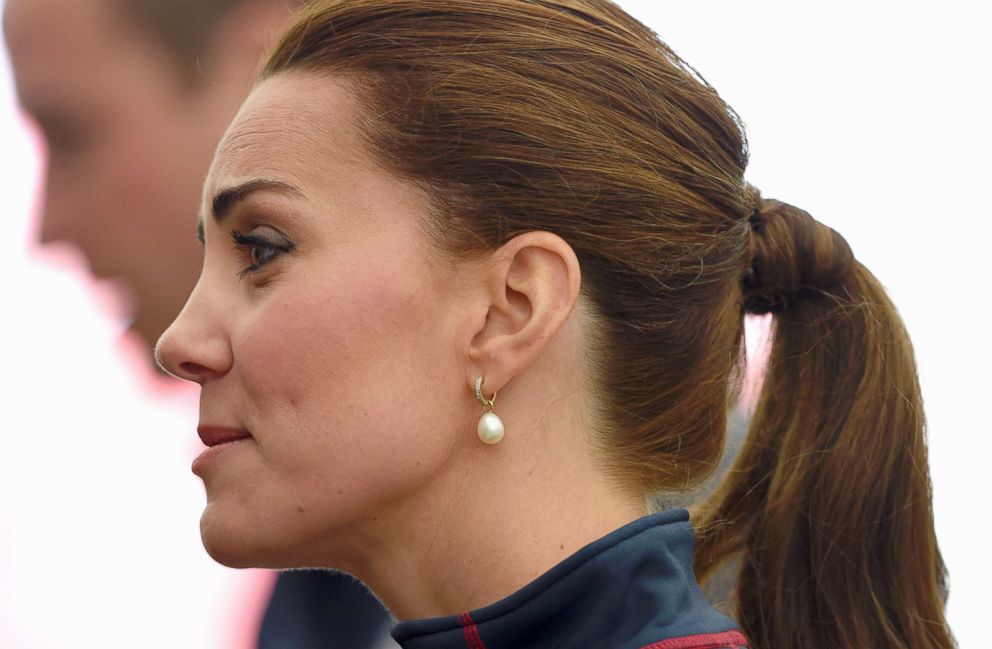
[155,71,648,621]
[3,0,294,352]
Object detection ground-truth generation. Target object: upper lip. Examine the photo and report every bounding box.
[197,425,252,447]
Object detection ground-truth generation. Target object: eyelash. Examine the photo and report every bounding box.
[230,229,294,280]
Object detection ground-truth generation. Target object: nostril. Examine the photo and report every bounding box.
[178,361,213,382]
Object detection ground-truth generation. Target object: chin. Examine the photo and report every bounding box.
[198,506,331,570]
[199,514,253,568]
[198,506,282,569]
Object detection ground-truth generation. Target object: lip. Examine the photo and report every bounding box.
[197,425,252,447]
[192,426,254,476]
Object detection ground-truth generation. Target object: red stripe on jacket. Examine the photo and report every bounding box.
[457,611,488,649]
[640,629,748,649]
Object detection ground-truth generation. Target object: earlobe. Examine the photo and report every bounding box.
[466,231,581,395]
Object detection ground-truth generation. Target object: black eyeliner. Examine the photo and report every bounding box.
[230,229,295,279]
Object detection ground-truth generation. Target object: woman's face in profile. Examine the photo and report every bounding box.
[156,72,471,569]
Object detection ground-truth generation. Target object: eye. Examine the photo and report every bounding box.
[230,229,294,280]
[37,115,88,157]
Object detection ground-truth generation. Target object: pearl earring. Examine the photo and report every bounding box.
[475,376,504,445]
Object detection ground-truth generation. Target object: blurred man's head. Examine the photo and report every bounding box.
[3,0,297,352]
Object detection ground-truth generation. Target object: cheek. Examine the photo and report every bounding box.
[233,257,461,511]
[103,124,186,222]
[45,121,184,258]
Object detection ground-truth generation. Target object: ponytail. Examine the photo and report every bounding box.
[694,194,954,648]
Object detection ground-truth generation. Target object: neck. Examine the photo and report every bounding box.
[331,388,647,621]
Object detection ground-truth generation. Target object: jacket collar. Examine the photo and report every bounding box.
[390,509,743,649]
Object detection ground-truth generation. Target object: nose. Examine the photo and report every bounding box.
[38,173,75,247]
[155,282,233,384]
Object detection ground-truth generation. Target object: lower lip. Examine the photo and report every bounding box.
[192,437,252,475]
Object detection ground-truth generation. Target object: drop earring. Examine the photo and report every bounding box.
[475,376,504,445]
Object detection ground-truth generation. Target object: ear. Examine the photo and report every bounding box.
[196,1,297,88]
[466,231,582,395]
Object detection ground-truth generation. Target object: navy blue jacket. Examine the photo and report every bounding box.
[390,509,747,649]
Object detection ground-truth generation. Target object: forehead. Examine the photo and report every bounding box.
[5,0,107,51]
[5,0,160,112]
[208,72,370,195]
[5,0,133,69]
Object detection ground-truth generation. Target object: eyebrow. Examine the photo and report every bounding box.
[197,178,304,243]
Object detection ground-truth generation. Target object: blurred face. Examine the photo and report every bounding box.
[155,72,471,569]
[3,0,221,347]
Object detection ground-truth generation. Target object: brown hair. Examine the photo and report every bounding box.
[117,0,301,81]
[261,1,954,647]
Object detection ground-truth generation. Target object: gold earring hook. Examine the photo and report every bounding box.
[475,376,497,412]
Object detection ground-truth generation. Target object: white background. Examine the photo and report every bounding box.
[1,1,988,647]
